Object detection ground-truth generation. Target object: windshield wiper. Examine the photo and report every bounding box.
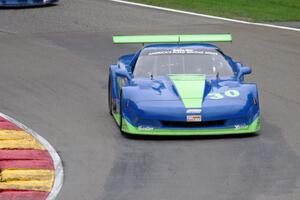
[147,72,154,80]
[216,72,220,80]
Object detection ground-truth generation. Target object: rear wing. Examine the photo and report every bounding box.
[112,34,232,44]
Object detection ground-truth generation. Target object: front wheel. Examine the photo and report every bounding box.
[119,90,124,133]
[108,75,113,116]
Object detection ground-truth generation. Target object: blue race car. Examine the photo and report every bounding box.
[0,0,58,7]
[109,34,260,136]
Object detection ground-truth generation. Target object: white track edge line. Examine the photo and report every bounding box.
[0,113,64,200]
[110,0,300,32]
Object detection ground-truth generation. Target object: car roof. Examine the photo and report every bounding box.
[143,43,220,50]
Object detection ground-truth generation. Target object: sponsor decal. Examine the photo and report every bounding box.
[234,124,248,129]
[187,115,202,122]
[138,126,154,131]
[148,49,218,56]
[186,109,202,114]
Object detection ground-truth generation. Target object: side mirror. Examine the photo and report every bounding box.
[240,67,252,76]
[115,68,131,79]
[238,66,252,81]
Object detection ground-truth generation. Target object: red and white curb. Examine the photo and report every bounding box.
[0,113,63,200]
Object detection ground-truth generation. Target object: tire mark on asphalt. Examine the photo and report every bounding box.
[102,119,300,200]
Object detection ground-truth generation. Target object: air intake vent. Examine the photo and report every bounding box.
[160,120,225,128]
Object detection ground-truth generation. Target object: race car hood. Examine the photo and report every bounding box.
[131,74,236,105]
[126,75,256,121]
[131,75,206,102]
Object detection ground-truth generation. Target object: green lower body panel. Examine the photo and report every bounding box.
[113,113,121,126]
[113,113,261,136]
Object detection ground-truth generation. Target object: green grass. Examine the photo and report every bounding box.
[129,0,300,22]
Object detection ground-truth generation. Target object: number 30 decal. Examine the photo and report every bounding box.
[208,90,240,99]
[207,93,224,100]
[225,90,240,97]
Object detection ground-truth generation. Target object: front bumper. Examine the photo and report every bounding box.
[114,113,261,136]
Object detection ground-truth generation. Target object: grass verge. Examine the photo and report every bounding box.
[128,0,300,22]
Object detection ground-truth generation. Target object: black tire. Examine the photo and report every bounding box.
[108,75,113,116]
[119,90,123,132]
[119,90,133,137]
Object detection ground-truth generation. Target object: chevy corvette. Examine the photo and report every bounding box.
[108,34,260,136]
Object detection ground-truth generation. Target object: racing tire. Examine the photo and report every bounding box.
[119,91,134,138]
[108,75,113,116]
[119,90,125,134]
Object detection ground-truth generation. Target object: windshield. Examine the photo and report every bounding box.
[134,48,234,78]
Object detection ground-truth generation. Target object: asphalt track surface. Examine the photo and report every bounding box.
[0,1,300,199]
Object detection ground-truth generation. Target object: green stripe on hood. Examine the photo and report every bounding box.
[169,74,206,108]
